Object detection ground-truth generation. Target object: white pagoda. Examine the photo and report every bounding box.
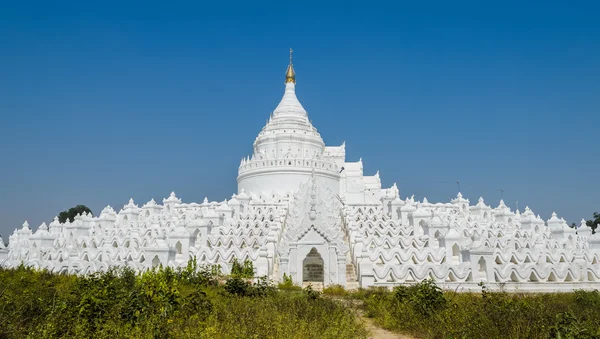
[2,51,599,292]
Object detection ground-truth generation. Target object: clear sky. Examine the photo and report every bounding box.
[0,1,599,238]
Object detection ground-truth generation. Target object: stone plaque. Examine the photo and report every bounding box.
[303,263,324,282]
[303,248,324,282]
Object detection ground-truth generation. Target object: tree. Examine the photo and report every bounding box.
[58,205,93,223]
[586,212,600,234]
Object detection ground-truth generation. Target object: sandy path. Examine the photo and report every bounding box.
[328,296,414,339]
[356,309,414,339]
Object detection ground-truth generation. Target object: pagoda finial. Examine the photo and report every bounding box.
[285,48,296,84]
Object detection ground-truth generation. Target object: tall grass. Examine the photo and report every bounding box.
[0,262,367,339]
[4,261,598,339]
[355,280,600,339]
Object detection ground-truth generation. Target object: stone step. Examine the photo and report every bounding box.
[346,263,356,275]
[346,281,360,290]
[302,282,323,291]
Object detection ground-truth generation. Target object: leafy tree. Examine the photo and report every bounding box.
[586,212,600,233]
[58,205,93,223]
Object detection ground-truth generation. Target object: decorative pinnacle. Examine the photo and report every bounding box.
[285,48,296,84]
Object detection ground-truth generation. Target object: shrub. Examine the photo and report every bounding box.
[573,289,600,309]
[323,284,348,297]
[224,276,251,296]
[303,284,321,300]
[277,272,302,291]
[0,264,367,339]
[357,280,600,339]
[230,258,254,279]
[224,275,275,297]
[549,311,597,339]
[392,279,446,316]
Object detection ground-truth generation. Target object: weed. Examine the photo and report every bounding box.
[0,264,367,339]
[323,284,348,296]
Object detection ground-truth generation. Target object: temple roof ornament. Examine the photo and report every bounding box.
[124,198,137,210]
[163,192,182,205]
[237,189,250,200]
[285,48,295,84]
[451,192,469,204]
[143,199,158,208]
[497,199,508,209]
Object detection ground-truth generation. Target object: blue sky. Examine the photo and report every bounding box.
[0,1,598,237]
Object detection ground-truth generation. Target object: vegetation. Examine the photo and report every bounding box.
[0,259,367,339]
[352,280,600,339]
[322,284,349,297]
[277,272,302,291]
[57,205,93,223]
[5,258,600,339]
[586,212,600,233]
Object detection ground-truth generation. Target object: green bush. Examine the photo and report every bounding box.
[230,258,254,279]
[277,273,302,291]
[357,280,600,339]
[0,263,367,339]
[392,279,446,316]
[303,284,321,300]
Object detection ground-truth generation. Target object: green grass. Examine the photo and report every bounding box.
[4,261,599,339]
[322,284,349,297]
[351,281,600,339]
[0,262,367,339]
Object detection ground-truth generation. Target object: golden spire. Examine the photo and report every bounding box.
[285,48,296,84]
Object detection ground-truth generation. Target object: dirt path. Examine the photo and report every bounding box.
[356,308,413,339]
[328,296,414,339]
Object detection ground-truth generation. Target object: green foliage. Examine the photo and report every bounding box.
[303,284,321,300]
[230,258,255,278]
[573,289,600,309]
[0,263,366,339]
[58,204,93,223]
[322,284,348,296]
[224,276,251,296]
[392,279,447,316]
[550,311,598,339]
[356,281,600,339]
[277,273,302,291]
[586,212,600,233]
[224,259,275,297]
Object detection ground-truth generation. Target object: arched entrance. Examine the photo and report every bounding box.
[302,248,324,282]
